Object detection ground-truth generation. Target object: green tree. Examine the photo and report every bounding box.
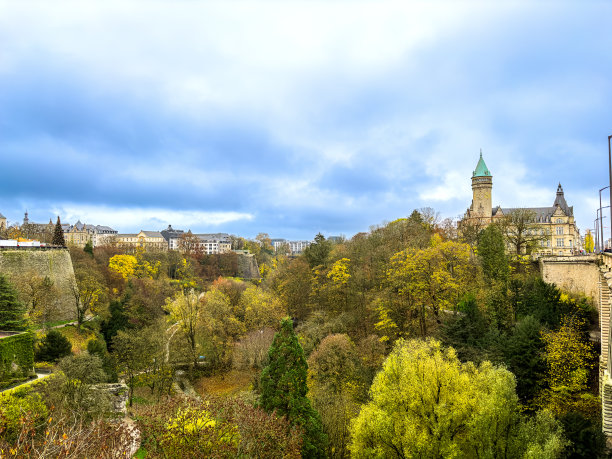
[504,316,545,404]
[260,318,327,458]
[477,224,509,283]
[35,329,72,362]
[349,338,566,458]
[0,273,28,331]
[52,216,65,246]
[83,239,94,256]
[164,289,202,366]
[304,233,332,268]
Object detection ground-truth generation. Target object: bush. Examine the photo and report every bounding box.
[35,329,72,362]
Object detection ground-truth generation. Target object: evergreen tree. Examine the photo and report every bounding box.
[304,233,331,268]
[35,329,72,362]
[0,273,28,331]
[477,224,509,283]
[83,240,94,256]
[260,318,327,458]
[52,216,65,246]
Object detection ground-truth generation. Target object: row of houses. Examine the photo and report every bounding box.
[3,213,314,255]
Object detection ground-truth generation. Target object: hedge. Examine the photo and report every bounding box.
[0,332,35,383]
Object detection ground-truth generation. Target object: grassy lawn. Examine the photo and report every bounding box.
[54,325,98,354]
[194,369,256,397]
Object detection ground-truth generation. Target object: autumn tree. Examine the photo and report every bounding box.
[499,208,548,258]
[260,318,327,458]
[12,272,59,325]
[584,230,594,253]
[239,284,285,331]
[308,334,362,458]
[349,338,566,458]
[200,288,245,368]
[537,316,598,417]
[71,269,107,330]
[164,289,202,366]
[52,216,65,246]
[386,238,478,336]
[178,230,203,256]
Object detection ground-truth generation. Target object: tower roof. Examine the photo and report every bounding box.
[472,150,491,177]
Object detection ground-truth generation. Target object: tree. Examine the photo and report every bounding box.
[308,334,362,458]
[178,230,203,256]
[538,316,598,417]
[304,233,331,268]
[349,338,566,458]
[499,208,548,258]
[52,216,65,246]
[584,230,594,253]
[260,318,327,458]
[12,272,59,325]
[477,224,509,283]
[113,325,168,406]
[83,240,94,256]
[386,239,478,336]
[503,316,545,404]
[164,289,202,366]
[35,329,72,362]
[0,273,28,331]
[71,269,107,330]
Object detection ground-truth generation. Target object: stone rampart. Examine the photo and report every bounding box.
[0,249,77,321]
[539,255,600,306]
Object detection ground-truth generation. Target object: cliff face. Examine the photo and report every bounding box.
[0,249,77,321]
[237,253,260,279]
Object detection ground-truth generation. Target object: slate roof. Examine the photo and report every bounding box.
[0,213,5,219]
[491,184,573,220]
[141,231,164,238]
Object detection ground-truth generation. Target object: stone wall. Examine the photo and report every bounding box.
[0,249,77,321]
[539,255,600,307]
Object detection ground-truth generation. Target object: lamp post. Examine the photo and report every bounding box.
[601,186,610,252]
[608,135,612,248]
[597,207,609,251]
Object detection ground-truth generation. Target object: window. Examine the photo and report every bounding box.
[569,239,573,247]
[556,239,564,247]
[547,240,551,247]
[556,218,563,223]
[556,227,563,235]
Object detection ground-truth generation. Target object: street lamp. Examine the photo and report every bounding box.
[597,207,610,251]
[601,186,610,252]
[608,135,612,248]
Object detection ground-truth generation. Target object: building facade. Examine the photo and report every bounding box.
[463,152,580,256]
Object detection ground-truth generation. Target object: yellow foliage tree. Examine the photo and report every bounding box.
[537,316,598,417]
[386,240,478,336]
[108,254,138,280]
[584,230,594,253]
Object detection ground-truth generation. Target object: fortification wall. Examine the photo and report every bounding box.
[0,249,77,321]
[539,255,600,307]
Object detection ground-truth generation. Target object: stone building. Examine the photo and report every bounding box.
[0,212,6,230]
[116,230,167,251]
[64,220,118,248]
[462,152,580,256]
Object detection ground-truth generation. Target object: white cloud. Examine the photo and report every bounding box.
[52,205,253,233]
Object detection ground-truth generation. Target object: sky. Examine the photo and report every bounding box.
[0,1,611,240]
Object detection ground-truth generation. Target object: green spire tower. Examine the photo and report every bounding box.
[470,150,492,220]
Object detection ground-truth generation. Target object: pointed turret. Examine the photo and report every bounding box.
[470,150,493,220]
[472,149,491,177]
[553,183,571,215]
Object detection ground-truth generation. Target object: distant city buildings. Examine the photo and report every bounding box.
[270,238,312,255]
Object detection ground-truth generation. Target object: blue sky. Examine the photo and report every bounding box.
[1,1,611,240]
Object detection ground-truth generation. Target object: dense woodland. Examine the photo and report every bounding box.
[0,209,606,458]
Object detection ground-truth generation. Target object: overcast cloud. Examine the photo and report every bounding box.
[0,1,610,239]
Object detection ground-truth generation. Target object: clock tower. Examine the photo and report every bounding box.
[470,151,492,222]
